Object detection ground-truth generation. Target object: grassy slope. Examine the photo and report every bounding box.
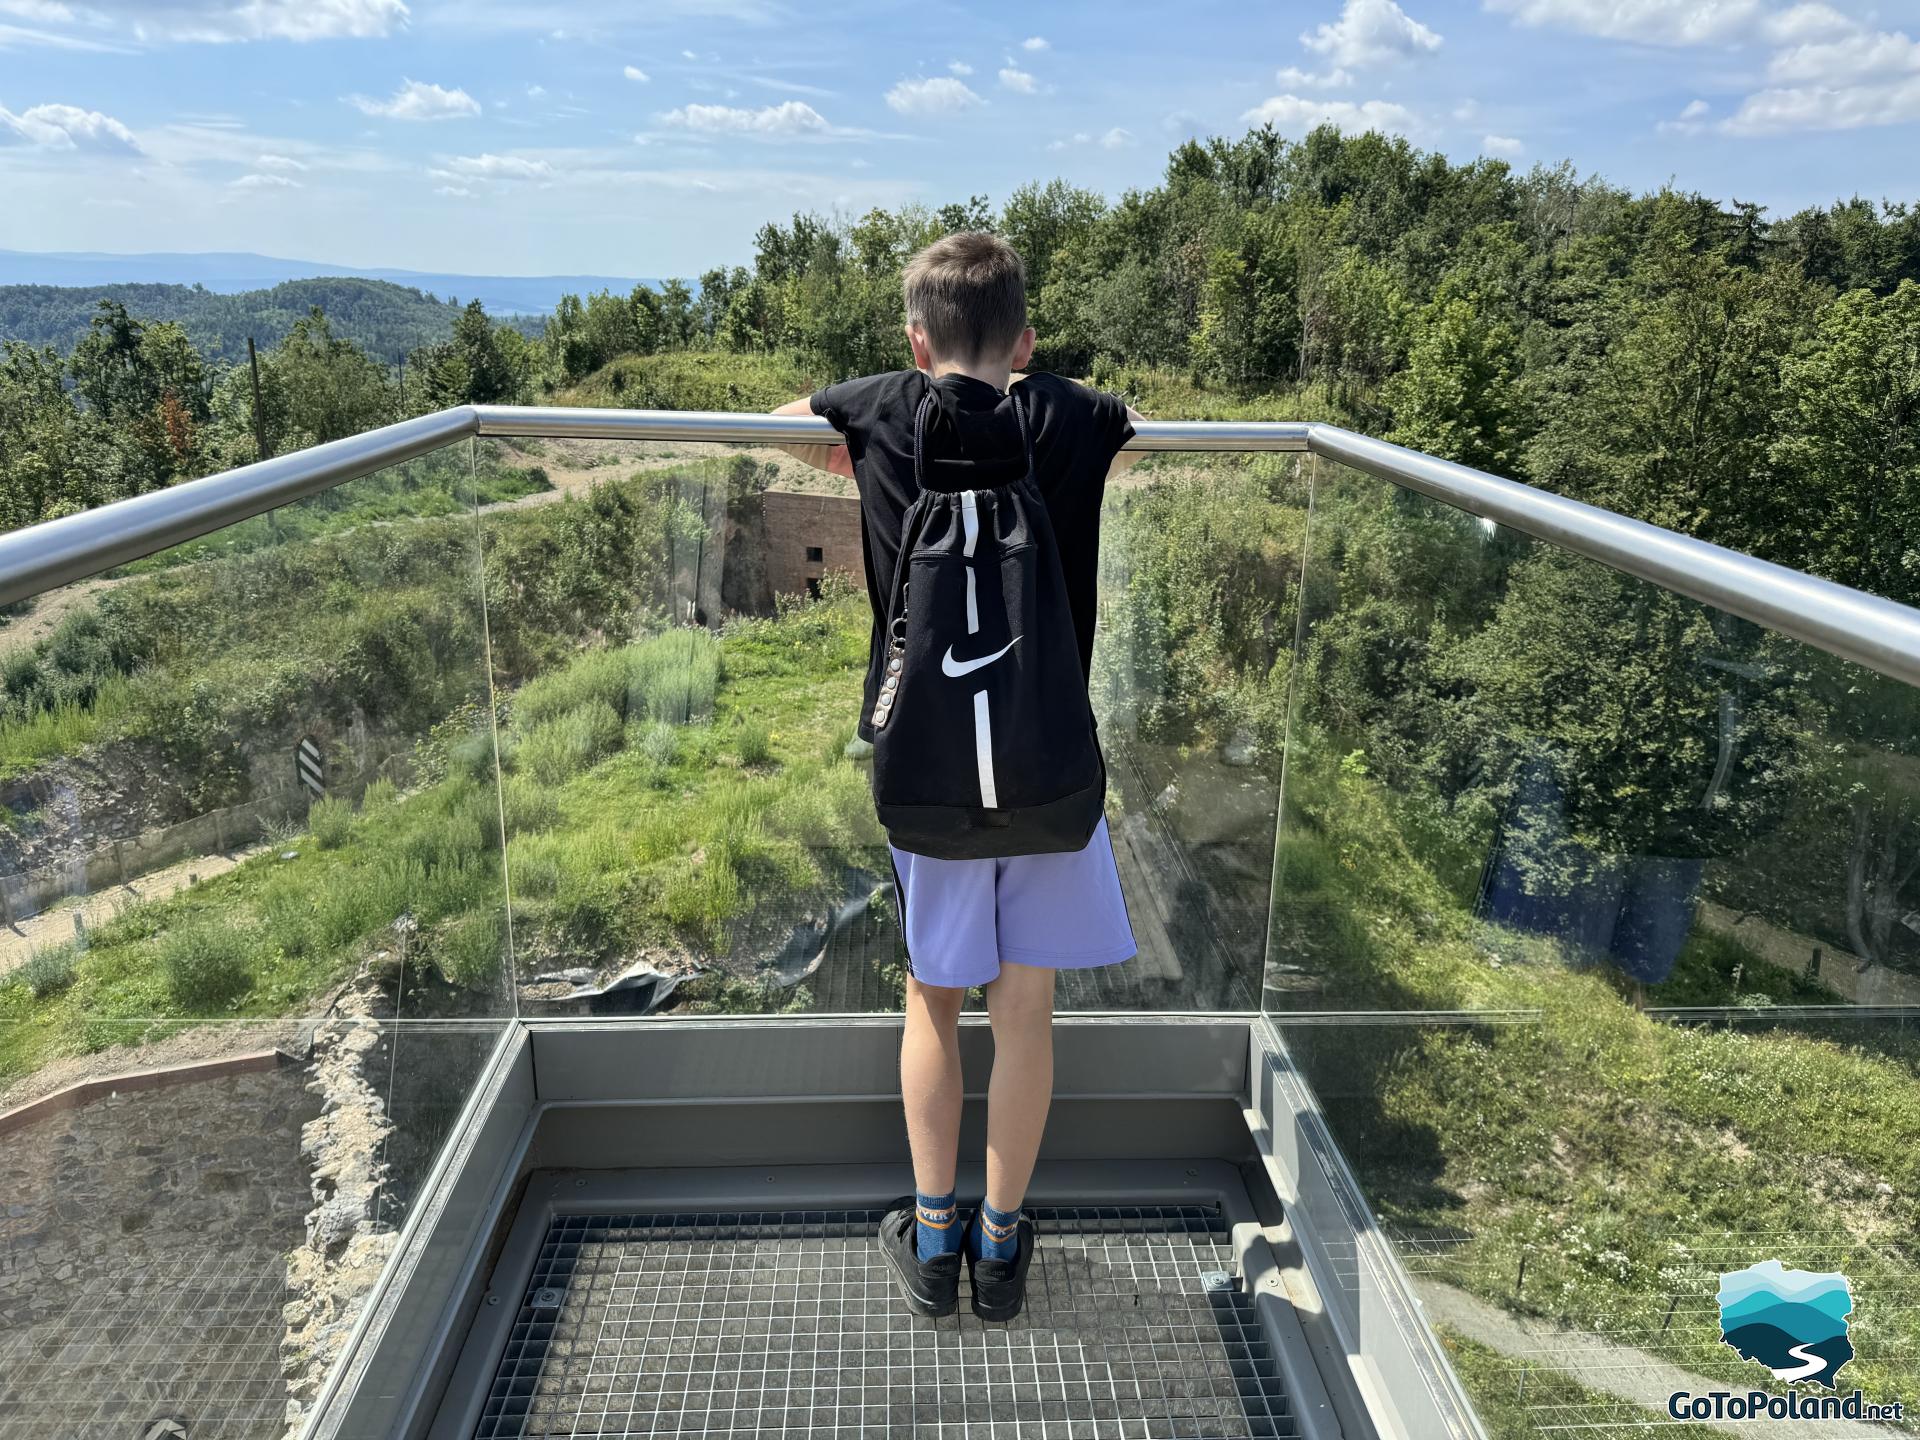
[0,587,876,1081]
[550,349,821,412]
[1278,754,1920,1404]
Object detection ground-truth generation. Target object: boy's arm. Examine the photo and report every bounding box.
[1011,372,1145,478]
[770,396,854,478]
[1110,403,1148,478]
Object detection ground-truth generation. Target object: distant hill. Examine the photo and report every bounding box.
[0,249,660,316]
[0,278,494,364]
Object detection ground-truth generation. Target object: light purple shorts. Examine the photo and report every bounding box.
[889,817,1138,989]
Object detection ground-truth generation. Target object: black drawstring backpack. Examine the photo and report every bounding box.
[867,387,1106,860]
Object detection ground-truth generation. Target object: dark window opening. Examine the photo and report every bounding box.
[806,578,823,600]
[805,545,824,562]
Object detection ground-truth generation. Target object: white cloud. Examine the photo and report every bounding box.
[681,48,697,59]
[0,100,140,152]
[1484,0,1763,45]
[947,59,972,75]
[1021,35,1048,51]
[661,99,830,136]
[998,66,1036,93]
[444,152,551,179]
[76,0,409,42]
[525,83,545,98]
[1243,93,1419,136]
[1482,132,1523,155]
[1722,10,1920,135]
[885,75,982,114]
[0,22,128,51]
[624,64,649,81]
[1100,126,1134,149]
[1277,64,1354,87]
[348,78,480,121]
[0,1,75,18]
[1680,98,1710,118]
[256,151,307,169]
[1302,0,1441,66]
[1761,2,1853,44]
[1047,130,1092,151]
[1721,73,1920,132]
[230,170,296,187]
[1765,26,1920,84]
[435,184,473,196]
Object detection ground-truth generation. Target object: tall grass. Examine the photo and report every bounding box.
[0,674,136,781]
[9,943,77,999]
[628,630,721,724]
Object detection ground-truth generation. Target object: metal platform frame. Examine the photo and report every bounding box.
[292,1015,1484,1440]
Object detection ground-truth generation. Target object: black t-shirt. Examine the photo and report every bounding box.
[810,368,1134,740]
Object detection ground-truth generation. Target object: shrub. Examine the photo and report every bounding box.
[417,853,496,926]
[447,728,498,782]
[14,943,77,998]
[308,794,354,850]
[519,700,624,786]
[501,772,559,833]
[256,875,316,958]
[735,719,773,767]
[313,859,422,952]
[628,630,720,725]
[660,852,739,947]
[160,923,254,1011]
[507,835,562,899]
[434,911,503,990]
[636,720,678,768]
[360,776,400,814]
[513,646,636,728]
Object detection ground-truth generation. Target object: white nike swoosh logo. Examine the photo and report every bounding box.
[942,636,1021,678]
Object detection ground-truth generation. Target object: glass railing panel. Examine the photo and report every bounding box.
[0,437,516,1437]
[479,436,1307,1017]
[475,435,892,1018]
[1096,449,1311,1010]
[1264,457,1920,1429]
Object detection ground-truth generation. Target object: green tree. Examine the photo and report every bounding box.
[1769,281,1920,604]
[410,299,525,408]
[1384,293,1526,474]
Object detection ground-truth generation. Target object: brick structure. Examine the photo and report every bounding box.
[759,491,863,601]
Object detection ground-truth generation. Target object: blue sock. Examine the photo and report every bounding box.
[972,1201,1021,1262]
[915,1190,962,1262]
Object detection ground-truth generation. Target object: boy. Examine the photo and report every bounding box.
[773,232,1145,1322]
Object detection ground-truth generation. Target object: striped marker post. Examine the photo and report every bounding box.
[296,736,325,800]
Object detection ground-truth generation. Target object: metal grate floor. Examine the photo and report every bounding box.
[476,1205,1298,1439]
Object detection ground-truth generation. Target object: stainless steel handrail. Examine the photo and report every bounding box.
[3,403,1919,691]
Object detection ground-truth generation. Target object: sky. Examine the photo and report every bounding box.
[1,0,1917,278]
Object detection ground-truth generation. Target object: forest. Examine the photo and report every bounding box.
[0,276,494,363]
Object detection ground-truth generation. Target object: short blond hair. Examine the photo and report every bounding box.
[901,231,1028,365]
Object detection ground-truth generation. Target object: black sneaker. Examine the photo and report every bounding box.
[964,1209,1035,1322]
[878,1201,962,1318]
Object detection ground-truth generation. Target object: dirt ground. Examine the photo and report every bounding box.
[0,574,132,665]
[0,1015,312,1112]
[0,842,272,981]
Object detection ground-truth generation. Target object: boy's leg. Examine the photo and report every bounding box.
[982,960,1055,1215]
[900,974,967,1197]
